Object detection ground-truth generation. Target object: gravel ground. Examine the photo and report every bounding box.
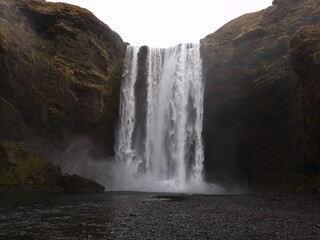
[0,192,319,239]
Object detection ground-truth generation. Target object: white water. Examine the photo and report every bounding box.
[115,45,139,167]
[113,43,223,193]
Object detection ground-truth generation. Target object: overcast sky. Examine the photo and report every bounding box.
[46,0,273,47]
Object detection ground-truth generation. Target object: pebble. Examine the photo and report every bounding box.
[0,194,320,240]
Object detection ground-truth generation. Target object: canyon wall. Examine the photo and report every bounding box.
[201,0,320,190]
[0,0,126,156]
[122,2,320,191]
[290,24,320,192]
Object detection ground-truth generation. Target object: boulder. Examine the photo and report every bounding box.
[0,141,105,192]
[58,174,105,193]
[0,141,63,190]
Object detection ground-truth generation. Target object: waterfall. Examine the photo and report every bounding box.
[115,45,139,167]
[114,43,206,192]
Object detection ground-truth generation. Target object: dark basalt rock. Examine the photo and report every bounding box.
[0,140,105,192]
[0,0,126,156]
[290,25,320,192]
[201,0,320,190]
[272,0,304,7]
[58,173,105,193]
[0,140,63,190]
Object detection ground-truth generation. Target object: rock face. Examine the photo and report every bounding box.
[290,25,320,190]
[0,141,105,192]
[59,173,105,193]
[0,140,62,190]
[201,0,320,190]
[0,0,126,155]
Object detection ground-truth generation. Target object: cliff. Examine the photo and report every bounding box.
[201,0,320,190]
[0,0,126,156]
[290,24,320,192]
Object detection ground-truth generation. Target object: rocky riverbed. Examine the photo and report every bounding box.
[0,192,319,239]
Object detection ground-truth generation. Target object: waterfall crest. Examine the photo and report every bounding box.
[114,43,207,192]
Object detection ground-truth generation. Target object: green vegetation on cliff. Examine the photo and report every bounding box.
[0,0,125,191]
[0,141,62,189]
[0,0,126,155]
[0,141,105,192]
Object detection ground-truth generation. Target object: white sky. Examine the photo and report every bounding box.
[46,0,272,47]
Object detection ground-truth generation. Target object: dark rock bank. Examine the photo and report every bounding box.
[290,24,320,192]
[0,141,105,192]
[201,0,320,191]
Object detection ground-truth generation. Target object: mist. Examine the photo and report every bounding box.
[52,137,250,195]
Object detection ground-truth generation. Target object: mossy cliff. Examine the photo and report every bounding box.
[0,141,105,192]
[0,140,61,189]
[201,0,320,190]
[0,0,126,155]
